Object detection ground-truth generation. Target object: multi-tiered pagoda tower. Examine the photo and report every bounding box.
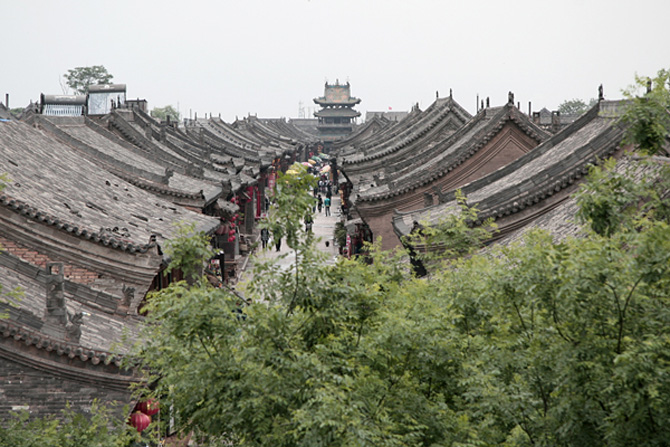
[313,80,361,142]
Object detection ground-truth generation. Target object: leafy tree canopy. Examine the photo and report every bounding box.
[621,68,670,155]
[135,148,670,447]
[63,65,114,95]
[0,402,139,446]
[558,97,597,115]
[151,105,181,122]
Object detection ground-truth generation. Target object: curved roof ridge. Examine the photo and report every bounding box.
[0,193,154,254]
[359,105,552,202]
[343,99,469,166]
[391,101,629,239]
[0,319,128,369]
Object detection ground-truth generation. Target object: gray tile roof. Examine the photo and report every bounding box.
[0,119,219,250]
[356,104,550,202]
[393,101,630,239]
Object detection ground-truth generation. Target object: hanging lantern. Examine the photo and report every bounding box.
[129,411,151,432]
[138,398,160,416]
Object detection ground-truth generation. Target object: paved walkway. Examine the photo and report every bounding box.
[238,194,341,282]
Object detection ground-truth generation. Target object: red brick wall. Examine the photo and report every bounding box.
[0,237,99,285]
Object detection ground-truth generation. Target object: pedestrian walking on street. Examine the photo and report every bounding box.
[274,229,282,252]
[317,195,323,213]
[324,196,331,216]
[260,227,269,249]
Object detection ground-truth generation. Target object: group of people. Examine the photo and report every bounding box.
[258,163,336,253]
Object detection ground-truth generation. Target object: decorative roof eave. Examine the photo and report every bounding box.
[0,194,155,254]
[391,111,629,239]
[0,319,136,389]
[313,97,361,106]
[341,99,471,166]
[314,108,361,118]
[110,169,207,202]
[472,142,622,225]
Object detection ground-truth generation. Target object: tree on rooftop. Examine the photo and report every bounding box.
[621,68,670,156]
[63,65,114,95]
[558,98,597,115]
[151,105,181,122]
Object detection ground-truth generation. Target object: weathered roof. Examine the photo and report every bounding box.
[341,96,471,167]
[356,103,550,202]
[489,156,670,248]
[35,115,223,207]
[392,100,632,239]
[0,119,219,251]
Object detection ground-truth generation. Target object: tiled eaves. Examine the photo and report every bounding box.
[0,319,127,369]
[358,106,550,203]
[189,125,261,164]
[104,116,216,183]
[0,194,154,254]
[346,98,472,163]
[130,108,214,163]
[472,133,623,225]
[206,118,263,149]
[357,104,433,151]
[391,103,621,235]
[110,168,204,201]
[343,104,456,165]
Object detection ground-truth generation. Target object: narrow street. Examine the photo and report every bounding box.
[238,194,342,283]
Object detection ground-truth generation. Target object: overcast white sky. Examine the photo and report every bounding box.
[3,0,669,122]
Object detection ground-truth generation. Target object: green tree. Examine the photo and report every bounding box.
[132,75,670,447]
[0,402,139,446]
[151,105,181,122]
[63,65,114,95]
[402,189,497,266]
[621,68,670,155]
[558,98,597,115]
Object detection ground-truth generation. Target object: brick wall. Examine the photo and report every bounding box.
[0,236,99,285]
[0,351,132,419]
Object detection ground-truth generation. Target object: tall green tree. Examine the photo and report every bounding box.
[63,65,114,94]
[621,68,670,155]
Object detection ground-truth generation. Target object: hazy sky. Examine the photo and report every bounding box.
[3,0,669,122]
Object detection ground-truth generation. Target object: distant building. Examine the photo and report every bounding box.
[87,84,126,115]
[40,94,87,116]
[313,80,361,142]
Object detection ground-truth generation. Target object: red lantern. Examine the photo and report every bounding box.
[138,398,160,416]
[129,411,151,432]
